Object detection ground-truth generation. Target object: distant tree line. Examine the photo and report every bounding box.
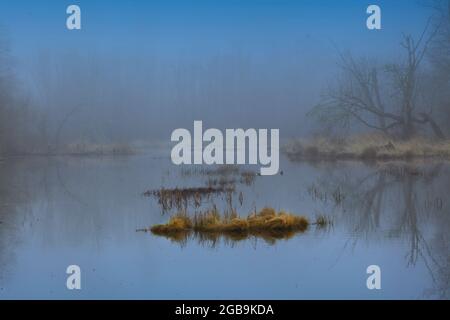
[0,30,48,156]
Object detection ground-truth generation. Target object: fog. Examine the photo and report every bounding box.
[1,0,450,300]
[0,0,446,151]
[27,47,326,142]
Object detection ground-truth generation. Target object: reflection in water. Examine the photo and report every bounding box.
[0,154,449,299]
[141,227,309,248]
[308,162,450,298]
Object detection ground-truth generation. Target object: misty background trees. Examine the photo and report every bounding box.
[311,0,450,140]
[0,29,46,155]
[429,0,450,135]
[1,1,450,157]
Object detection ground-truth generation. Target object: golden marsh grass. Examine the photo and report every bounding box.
[150,207,311,244]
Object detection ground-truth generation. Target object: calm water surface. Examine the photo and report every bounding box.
[0,149,449,299]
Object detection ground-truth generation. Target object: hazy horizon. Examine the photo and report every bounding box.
[0,0,436,143]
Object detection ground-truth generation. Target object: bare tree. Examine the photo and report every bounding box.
[310,22,445,140]
[428,0,450,135]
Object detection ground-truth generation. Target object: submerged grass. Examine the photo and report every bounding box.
[150,207,312,244]
[63,142,136,155]
[284,133,450,161]
[314,215,332,228]
[143,186,234,214]
[181,165,257,187]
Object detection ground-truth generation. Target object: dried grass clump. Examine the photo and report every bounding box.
[151,214,192,234]
[150,207,310,243]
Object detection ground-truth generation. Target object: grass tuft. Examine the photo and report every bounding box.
[150,207,310,243]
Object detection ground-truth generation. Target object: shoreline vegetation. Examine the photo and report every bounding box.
[59,142,136,156]
[149,207,329,243]
[0,141,138,158]
[283,134,450,162]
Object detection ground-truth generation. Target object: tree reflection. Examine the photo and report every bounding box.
[309,162,450,298]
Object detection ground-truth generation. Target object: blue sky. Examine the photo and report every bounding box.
[0,0,433,60]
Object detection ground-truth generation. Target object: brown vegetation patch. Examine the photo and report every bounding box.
[284,134,450,162]
[149,207,316,245]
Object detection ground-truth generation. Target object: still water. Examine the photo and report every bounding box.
[0,149,449,299]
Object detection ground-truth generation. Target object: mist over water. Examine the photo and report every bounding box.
[1,0,450,300]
